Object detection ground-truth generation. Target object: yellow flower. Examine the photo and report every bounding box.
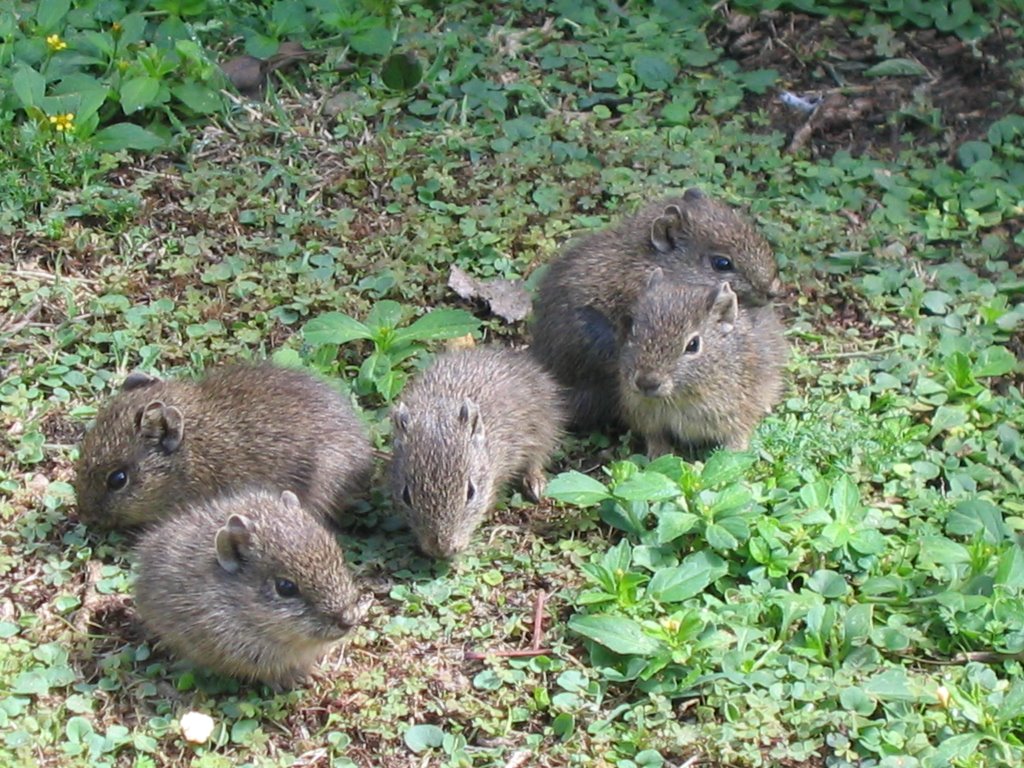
[46,34,68,52]
[48,113,75,132]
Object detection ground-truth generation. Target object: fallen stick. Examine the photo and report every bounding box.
[465,591,552,660]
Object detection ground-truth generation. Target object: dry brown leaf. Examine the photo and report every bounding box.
[448,266,532,324]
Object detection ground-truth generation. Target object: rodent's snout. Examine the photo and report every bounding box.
[767,277,784,299]
[336,594,372,632]
[632,371,671,398]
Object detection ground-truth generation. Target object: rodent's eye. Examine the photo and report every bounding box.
[684,336,701,355]
[106,469,129,491]
[466,482,476,502]
[274,578,300,598]
[402,486,412,507]
[711,256,734,272]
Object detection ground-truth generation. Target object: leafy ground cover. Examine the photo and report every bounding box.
[2,1,1023,766]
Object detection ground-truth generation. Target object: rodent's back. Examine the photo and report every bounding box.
[134,488,363,686]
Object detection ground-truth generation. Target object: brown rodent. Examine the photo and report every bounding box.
[388,347,566,559]
[618,270,787,456]
[134,488,366,687]
[530,188,782,429]
[74,363,373,529]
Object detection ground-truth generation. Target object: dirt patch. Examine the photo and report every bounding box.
[716,10,1022,160]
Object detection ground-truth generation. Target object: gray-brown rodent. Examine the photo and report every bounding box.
[530,188,782,429]
[74,363,373,529]
[618,270,787,456]
[134,488,366,687]
[388,347,566,559]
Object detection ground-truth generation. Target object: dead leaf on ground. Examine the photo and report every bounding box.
[448,266,532,324]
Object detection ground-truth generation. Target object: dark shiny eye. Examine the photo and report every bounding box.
[685,336,701,354]
[274,578,299,598]
[106,469,128,491]
[711,256,734,272]
[466,482,476,502]
[402,486,412,507]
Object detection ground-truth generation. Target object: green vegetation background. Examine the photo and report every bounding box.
[1,1,1023,766]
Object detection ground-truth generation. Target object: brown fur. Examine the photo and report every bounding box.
[530,188,781,429]
[389,347,566,559]
[134,488,365,687]
[74,363,373,529]
[618,272,787,455]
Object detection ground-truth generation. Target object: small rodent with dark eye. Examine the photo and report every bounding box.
[133,488,367,687]
[530,188,782,430]
[617,269,787,456]
[74,363,373,529]
[388,347,566,560]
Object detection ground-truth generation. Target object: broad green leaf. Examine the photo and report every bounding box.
[302,312,372,347]
[926,733,985,766]
[119,76,161,114]
[917,536,970,565]
[807,569,848,598]
[647,551,725,603]
[633,53,677,90]
[988,114,1024,146]
[862,668,923,702]
[839,686,875,715]
[568,614,661,656]
[172,82,223,114]
[365,300,405,331]
[404,724,444,753]
[37,0,71,31]
[930,405,967,435]
[392,308,479,345]
[705,522,739,551]
[974,345,1016,377]
[700,451,755,487]
[612,471,679,502]
[545,471,610,507]
[957,140,993,169]
[843,603,873,645]
[12,65,46,108]
[381,52,424,90]
[350,26,393,56]
[831,475,861,518]
[864,58,929,77]
[655,509,698,543]
[947,498,1009,542]
[92,123,167,151]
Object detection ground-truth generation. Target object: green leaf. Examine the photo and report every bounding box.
[864,58,929,77]
[546,471,610,507]
[392,309,479,345]
[655,509,698,543]
[302,312,372,347]
[974,345,1016,377]
[612,471,679,502]
[917,536,970,565]
[365,300,406,331]
[404,724,444,753]
[647,551,724,602]
[350,26,393,57]
[633,54,677,90]
[807,569,849,598]
[957,140,993,169]
[705,522,739,551]
[381,52,423,91]
[831,475,861,518]
[119,76,161,114]
[37,0,71,32]
[65,716,93,743]
[172,82,223,114]
[862,668,923,702]
[12,65,46,109]
[839,686,875,715]
[10,671,49,695]
[568,614,662,656]
[700,451,755,487]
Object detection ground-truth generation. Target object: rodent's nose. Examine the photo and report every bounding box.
[767,277,784,299]
[633,372,669,398]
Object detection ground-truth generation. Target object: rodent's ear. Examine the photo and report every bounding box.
[136,402,185,453]
[121,371,161,392]
[280,490,300,510]
[645,266,666,291]
[682,187,705,203]
[392,402,411,436]
[215,514,253,573]
[710,283,739,328]
[458,399,483,436]
[650,205,683,253]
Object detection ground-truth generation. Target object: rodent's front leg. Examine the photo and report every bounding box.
[521,464,548,503]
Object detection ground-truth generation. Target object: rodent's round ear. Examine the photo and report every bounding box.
[645,266,666,291]
[121,371,161,392]
[711,282,739,327]
[458,399,483,435]
[136,402,185,453]
[392,402,411,436]
[215,514,253,573]
[280,490,301,510]
[650,205,683,253]
[682,187,705,203]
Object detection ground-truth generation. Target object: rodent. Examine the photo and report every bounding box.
[388,347,566,559]
[530,187,782,429]
[133,488,366,687]
[617,270,787,456]
[74,363,373,529]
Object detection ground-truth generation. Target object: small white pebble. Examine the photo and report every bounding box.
[28,474,50,495]
[180,711,215,743]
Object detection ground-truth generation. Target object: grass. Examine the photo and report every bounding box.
[2,1,1024,766]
